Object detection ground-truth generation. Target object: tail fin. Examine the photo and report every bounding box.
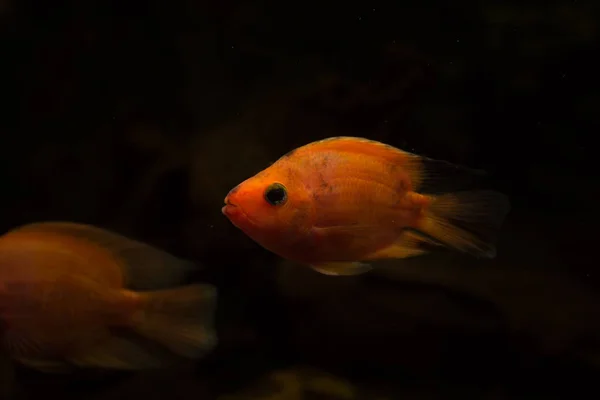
[131,284,218,359]
[417,190,510,258]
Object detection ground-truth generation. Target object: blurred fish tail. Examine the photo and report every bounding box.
[132,284,218,359]
[417,190,510,258]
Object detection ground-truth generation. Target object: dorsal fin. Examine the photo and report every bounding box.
[295,136,486,193]
[12,222,197,290]
[298,136,413,166]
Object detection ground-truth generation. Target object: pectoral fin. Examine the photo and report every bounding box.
[309,262,372,276]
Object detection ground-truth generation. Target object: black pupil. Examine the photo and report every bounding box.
[266,185,286,205]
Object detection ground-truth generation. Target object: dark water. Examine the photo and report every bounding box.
[1,0,598,398]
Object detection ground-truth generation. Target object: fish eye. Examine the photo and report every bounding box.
[264,183,288,206]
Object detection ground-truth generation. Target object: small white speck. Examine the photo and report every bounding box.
[231,45,234,49]
[372,8,375,11]
[358,16,362,21]
[456,39,460,43]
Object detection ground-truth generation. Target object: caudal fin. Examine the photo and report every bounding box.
[417,190,510,258]
[131,284,218,359]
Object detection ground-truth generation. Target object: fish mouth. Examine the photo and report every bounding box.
[221,203,236,214]
[221,196,255,228]
[221,197,238,215]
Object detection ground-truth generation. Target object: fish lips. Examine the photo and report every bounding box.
[221,194,242,219]
[221,201,250,234]
[222,185,242,216]
[221,202,237,217]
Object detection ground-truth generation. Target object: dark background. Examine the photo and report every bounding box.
[1,0,599,398]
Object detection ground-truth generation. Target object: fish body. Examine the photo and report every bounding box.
[222,136,510,276]
[0,222,217,372]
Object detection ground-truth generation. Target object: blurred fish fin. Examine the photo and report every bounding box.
[16,358,72,373]
[363,230,435,260]
[3,329,47,367]
[68,334,162,370]
[417,190,510,258]
[131,284,218,359]
[14,221,198,290]
[309,262,372,276]
[2,309,73,374]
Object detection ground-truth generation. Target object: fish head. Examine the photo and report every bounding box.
[222,162,315,251]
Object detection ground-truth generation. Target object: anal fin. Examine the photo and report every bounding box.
[309,262,372,276]
[67,333,162,370]
[363,230,440,260]
[3,329,72,373]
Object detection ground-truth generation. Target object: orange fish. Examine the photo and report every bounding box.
[0,222,217,372]
[222,136,510,276]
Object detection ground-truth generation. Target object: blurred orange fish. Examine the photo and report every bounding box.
[0,222,217,372]
[222,136,510,276]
